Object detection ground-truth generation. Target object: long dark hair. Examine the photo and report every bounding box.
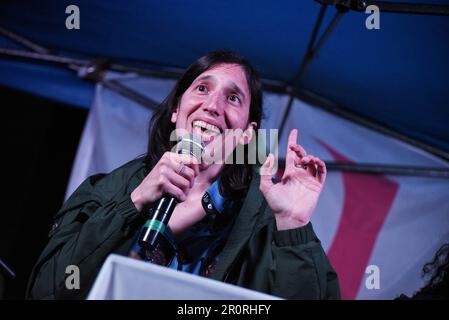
[400,243,449,299]
[418,243,449,298]
[145,50,263,198]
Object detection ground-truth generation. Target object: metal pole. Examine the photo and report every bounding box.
[0,26,50,54]
[315,0,449,16]
[277,159,449,178]
[101,79,159,111]
[0,47,290,94]
[327,162,449,178]
[364,1,449,16]
[278,4,329,142]
[0,47,87,66]
[296,89,449,162]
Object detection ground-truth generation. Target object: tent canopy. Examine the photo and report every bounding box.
[1,0,448,155]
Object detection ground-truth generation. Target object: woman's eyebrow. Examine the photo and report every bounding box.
[195,75,214,83]
[229,83,247,103]
[194,75,247,102]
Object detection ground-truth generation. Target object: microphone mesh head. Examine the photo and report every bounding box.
[176,133,205,161]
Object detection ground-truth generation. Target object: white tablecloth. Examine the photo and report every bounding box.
[87,254,281,300]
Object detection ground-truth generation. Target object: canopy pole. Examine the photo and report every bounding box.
[315,0,449,16]
[327,163,449,178]
[73,59,161,110]
[296,89,449,162]
[276,159,449,178]
[366,1,449,16]
[0,47,87,65]
[102,79,159,110]
[0,47,288,93]
[0,25,50,54]
[278,4,345,143]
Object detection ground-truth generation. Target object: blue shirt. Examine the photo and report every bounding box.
[131,179,237,276]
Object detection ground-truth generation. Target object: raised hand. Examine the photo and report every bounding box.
[259,129,327,230]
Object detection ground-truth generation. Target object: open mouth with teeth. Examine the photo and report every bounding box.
[192,120,222,142]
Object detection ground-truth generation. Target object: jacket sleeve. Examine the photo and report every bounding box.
[269,222,341,300]
[26,174,143,300]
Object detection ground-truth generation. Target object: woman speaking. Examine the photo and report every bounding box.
[27,50,340,300]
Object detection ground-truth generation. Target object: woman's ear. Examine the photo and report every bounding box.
[239,122,257,145]
[171,106,179,123]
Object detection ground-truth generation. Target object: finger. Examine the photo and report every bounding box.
[300,155,312,164]
[169,154,199,177]
[295,155,314,176]
[167,171,191,194]
[260,153,274,192]
[292,155,311,172]
[166,152,200,166]
[183,162,199,177]
[162,182,187,202]
[308,156,319,177]
[287,128,298,147]
[314,157,327,184]
[178,154,200,177]
[260,153,274,177]
[175,163,196,187]
[305,156,322,180]
[289,144,307,158]
[285,129,299,168]
[176,153,200,165]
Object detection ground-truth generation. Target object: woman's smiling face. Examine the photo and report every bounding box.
[171,63,255,144]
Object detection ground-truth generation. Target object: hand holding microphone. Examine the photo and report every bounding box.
[130,152,199,212]
[131,134,204,264]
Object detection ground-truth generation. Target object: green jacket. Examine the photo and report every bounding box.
[27,157,340,300]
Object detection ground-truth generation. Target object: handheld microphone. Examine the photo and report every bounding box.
[138,133,205,264]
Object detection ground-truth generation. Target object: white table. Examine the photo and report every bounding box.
[87,254,281,300]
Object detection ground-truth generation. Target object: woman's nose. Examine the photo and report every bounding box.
[202,93,224,116]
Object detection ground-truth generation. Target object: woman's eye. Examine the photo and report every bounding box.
[197,85,208,93]
[228,95,240,104]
